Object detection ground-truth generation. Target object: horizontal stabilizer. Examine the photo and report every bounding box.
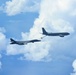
[10,38,16,44]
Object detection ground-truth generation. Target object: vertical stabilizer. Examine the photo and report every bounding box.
[10,38,16,44]
[42,28,47,34]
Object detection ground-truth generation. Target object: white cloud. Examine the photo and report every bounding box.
[1,0,76,16]
[0,27,6,69]
[6,0,75,61]
[71,60,76,75]
[70,9,76,16]
[7,33,52,61]
[0,28,6,50]
[51,19,74,32]
[4,0,41,16]
[0,27,6,33]
[69,0,76,16]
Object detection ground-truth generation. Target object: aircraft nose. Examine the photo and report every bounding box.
[67,33,70,35]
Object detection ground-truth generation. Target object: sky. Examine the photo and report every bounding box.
[0,0,76,75]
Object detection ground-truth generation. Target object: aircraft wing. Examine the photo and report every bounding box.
[23,41,29,44]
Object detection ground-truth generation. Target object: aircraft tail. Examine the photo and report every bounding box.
[42,28,47,35]
[10,38,16,44]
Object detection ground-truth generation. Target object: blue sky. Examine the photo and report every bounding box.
[0,0,76,75]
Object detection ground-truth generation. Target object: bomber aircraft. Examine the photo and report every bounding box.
[42,28,70,37]
[10,38,41,45]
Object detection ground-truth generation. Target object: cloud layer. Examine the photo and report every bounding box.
[71,60,76,75]
[0,27,6,51]
[0,28,7,69]
[0,0,76,62]
[5,0,76,62]
[4,0,41,16]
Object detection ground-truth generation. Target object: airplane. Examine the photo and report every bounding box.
[10,38,41,45]
[42,28,70,37]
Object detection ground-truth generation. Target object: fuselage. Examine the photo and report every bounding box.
[10,39,41,45]
[45,32,70,36]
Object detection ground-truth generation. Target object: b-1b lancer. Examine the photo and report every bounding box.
[42,28,70,37]
[10,38,41,45]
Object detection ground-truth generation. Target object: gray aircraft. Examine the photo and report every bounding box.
[10,38,41,45]
[42,28,70,37]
